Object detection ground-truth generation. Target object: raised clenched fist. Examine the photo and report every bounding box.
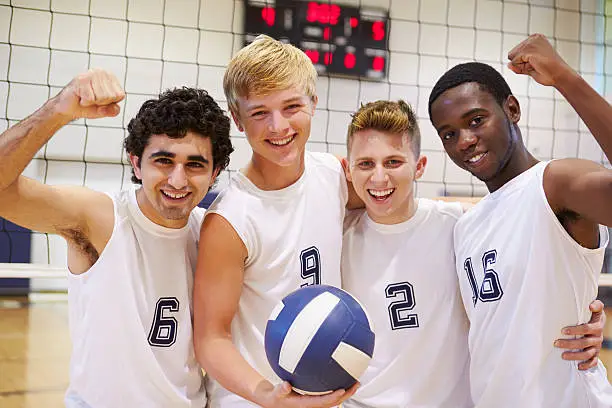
[507,33,574,87]
[55,68,126,121]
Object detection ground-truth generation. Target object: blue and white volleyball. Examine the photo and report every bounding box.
[265,285,375,395]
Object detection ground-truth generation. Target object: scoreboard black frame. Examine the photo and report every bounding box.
[243,0,390,81]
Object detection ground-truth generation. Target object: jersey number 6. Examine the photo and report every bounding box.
[148,297,179,347]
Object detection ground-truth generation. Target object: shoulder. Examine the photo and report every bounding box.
[543,158,605,184]
[203,184,254,256]
[206,179,252,213]
[420,198,463,221]
[307,151,343,174]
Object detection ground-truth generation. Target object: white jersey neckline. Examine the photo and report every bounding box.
[363,199,427,234]
[483,161,544,203]
[233,153,313,200]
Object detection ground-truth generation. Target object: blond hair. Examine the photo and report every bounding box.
[223,35,318,116]
[347,100,421,158]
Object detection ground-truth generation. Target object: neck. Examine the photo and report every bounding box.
[368,195,418,225]
[244,151,306,190]
[135,188,188,229]
[485,139,539,192]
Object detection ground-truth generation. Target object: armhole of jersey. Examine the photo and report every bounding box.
[537,161,609,254]
[203,209,252,262]
[70,192,120,278]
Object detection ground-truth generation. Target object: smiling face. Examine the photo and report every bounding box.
[346,129,426,225]
[130,132,218,228]
[233,87,316,169]
[430,82,522,189]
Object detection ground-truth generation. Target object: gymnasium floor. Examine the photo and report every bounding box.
[1,297,612,408]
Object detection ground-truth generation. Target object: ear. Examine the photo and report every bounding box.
[128,153,143,181]
[310,95,318,114]
[414,155,427,181]
[504,95,521,124]
[231,110,244,132]
[340,156,352,183]
[210,166,221,185]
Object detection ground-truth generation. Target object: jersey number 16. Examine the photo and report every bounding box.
[464,250,503,306]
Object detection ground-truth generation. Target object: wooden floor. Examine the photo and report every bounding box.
[0,296,70,407]
[1,297,612,407]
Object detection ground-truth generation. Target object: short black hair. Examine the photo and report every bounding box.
[428,62,513,119]
[125,87,233,185]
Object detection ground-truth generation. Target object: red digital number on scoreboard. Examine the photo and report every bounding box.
[261,7,275,26]
[372,21,385,41]
[306,2,341,25]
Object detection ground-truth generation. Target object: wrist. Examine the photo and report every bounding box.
[253,379,276,408]
[551,62,580,93]
[44,92,77,124]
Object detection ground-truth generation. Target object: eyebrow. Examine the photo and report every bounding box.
[246,97,305,112]
[149,151,210,164]
[435,108,488,133]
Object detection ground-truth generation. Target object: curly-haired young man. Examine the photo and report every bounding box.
[0,69,233,407]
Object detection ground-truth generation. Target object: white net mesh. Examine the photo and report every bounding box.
[0,0,610,282]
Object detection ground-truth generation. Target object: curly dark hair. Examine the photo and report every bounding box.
[428,62,513,119]
[124,87,233,185]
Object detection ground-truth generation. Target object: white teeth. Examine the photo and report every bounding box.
[468,153,485,163]
[368,188,394,197]
[163,191,188,199]
[269,135,294,146]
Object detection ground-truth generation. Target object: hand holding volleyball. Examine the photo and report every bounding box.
[54,69,125,121]
[507,33,573,87]
[257,380,357,408]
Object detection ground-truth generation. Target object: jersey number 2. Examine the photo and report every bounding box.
[148,297,179,347]
[386,282,419,330]
[464,250,503,306]
[300,246,321,286]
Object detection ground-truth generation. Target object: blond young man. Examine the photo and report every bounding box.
[193,36,357,407]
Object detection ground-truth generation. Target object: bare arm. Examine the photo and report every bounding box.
[555,73,612,162]
[0,69,124,191]
[507,34,612,162]
[0,69,124,266]
[193,213,355,408]
[544,159,612,228]
[193,213,266,401]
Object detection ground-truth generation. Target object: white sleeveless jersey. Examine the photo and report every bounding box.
[205,152,348,407]
[341,199,472,408]
[455,161,612,408]
[65,188,206,408]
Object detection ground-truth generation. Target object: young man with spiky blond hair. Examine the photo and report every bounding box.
[192,35,358,408]
[341,100,472,408]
